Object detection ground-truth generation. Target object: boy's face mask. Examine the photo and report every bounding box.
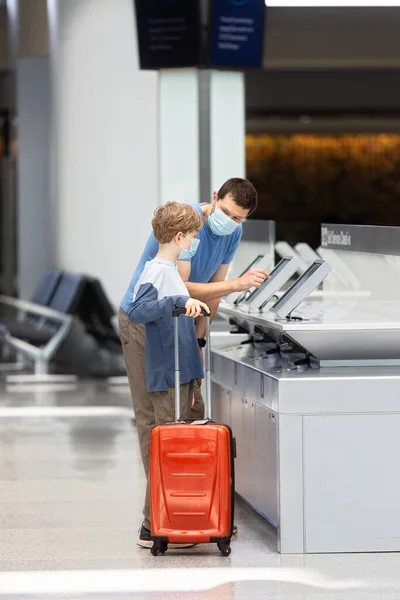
[208,205,240,236]
[178,235,200,260]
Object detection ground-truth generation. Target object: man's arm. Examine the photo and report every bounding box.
[192,265,230,340]
[177,261,268,303]
[195,297,222,339]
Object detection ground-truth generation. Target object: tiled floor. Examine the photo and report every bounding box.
[2,381,400,599]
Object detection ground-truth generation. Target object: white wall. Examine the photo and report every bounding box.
[49,0,158,308]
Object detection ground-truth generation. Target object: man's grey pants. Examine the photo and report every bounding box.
[118,308,205,530]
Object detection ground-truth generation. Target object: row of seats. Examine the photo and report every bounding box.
[0,271,125,377]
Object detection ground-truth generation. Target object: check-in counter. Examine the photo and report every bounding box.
[213,224,400,554]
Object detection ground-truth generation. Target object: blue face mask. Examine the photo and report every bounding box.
[178,235,200,260]
[208,205,240,236]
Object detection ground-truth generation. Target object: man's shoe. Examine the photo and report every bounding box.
[136,524,196,549]
[232,524,238,535]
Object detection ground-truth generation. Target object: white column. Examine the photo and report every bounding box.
[16,58,51,299]
[159,70,200,206]
[158,69,245,207]
[48,0,159,308]
[209,71,245,192]
[5,0,51,299]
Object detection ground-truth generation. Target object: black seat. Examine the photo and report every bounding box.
[30,270,63,306]
[3,321,52,344]
[0,270,63,339]
[1,273,125,377]
[72,277,120,349]
[3,272,83,347]
[87,278,115,323]
[25,269,63,326]
[0,324,8,361]
[48,273,86,314]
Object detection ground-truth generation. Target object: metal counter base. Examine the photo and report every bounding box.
[212,343,400,554]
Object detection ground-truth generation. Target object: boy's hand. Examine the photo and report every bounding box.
[185,298,210,318]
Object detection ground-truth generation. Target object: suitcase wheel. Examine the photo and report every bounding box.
[217,540,231,557]
[151,540,167,556]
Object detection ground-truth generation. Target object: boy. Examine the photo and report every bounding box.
[125,202,210,548]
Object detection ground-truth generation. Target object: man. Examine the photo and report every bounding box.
[119,177,269,547]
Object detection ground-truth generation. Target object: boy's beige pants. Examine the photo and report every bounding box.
[118,308,205,530]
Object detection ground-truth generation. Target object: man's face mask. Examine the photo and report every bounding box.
[208,205,240,236]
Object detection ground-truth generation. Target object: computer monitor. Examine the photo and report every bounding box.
[227,254,271,304]
[275,241,309,275]
[270,260,332,319]
[296,243,353,290]
[294,243,321,265]
[238,255,264,277]
[318,247,361,290]
[239,256,300,311]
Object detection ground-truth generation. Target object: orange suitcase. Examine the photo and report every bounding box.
[150,309,235,556]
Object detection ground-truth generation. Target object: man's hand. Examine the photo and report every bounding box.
[185,298,211,318]
[234,268,270,292]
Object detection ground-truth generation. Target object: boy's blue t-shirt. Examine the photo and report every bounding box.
[120,204,242,314]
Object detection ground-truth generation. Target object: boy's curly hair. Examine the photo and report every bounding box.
[152,202,202,244]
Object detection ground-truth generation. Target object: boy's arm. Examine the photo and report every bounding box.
[128,283,189,324]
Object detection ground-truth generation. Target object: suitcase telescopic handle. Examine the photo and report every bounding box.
[172,307,212,421]
[172,307,209,317]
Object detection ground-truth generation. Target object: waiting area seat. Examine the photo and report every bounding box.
[29,269,63,306]
[0,270,125,381]
[0,269,62,334]
[0,270,84,349]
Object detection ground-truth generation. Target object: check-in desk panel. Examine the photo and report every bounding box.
[213,302,400,554]
[212,346,279,526]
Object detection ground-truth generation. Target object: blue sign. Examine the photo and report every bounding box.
[210,0,265,68]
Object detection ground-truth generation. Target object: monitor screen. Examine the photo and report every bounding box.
[272,262,322,310]
[238,255,264,278]
[233,255,266,305]
[244,257,293,306]
[271,260,331,317]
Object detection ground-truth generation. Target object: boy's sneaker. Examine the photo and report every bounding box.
[136,524,196,549]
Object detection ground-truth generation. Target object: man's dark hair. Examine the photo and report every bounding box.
[217,178,258,214]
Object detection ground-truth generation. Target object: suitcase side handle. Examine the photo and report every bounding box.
[172,308,212,421]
